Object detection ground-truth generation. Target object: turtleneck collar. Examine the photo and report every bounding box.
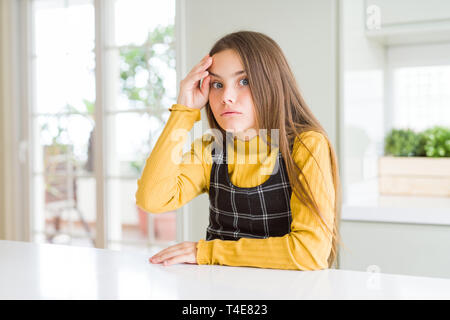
[223,134,278,163]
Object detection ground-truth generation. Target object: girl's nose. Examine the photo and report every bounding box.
[222,90,236,105]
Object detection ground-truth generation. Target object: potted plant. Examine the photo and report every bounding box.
[379,126,450,197]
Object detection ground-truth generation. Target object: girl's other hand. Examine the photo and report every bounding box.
[149,241,198,266]
[176,54,212,110]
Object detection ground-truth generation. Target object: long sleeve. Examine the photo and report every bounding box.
[135,104,207,213]
[196,131,336,270]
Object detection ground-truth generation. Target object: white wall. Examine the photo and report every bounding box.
[178,0,340,242]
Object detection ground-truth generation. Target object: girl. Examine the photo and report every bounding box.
[136,31,342,271]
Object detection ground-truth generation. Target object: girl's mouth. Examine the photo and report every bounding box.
[221,111,242,117]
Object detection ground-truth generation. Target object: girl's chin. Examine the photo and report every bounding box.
[223,127,246,134]
[222,128,258,140]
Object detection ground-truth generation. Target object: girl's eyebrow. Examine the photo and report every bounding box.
[209,70,246,79]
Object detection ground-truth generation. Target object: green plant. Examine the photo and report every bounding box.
[119,24,175,110]
[422,126,450,157]
[384,126,450,157]
[40,100,94,146]
[40,121,68,147]
[384,128,426,157]
[130,159,145,175]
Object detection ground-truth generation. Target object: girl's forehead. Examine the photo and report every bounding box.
[210,50,245,78]
[212,49,243,65]
[209,69,246,79]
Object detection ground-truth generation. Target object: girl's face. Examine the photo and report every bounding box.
[208,49,257,140]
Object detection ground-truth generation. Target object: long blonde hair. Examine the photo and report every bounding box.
[205,31,342,268]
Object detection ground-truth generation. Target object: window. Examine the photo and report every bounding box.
[388,43,450,131]
[31,0,97,247]
[392,66,450,130]
[29,0,177,252]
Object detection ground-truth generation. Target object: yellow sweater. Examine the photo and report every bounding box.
[135,104,335,270]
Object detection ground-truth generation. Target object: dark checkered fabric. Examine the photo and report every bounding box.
[206,136,293,241]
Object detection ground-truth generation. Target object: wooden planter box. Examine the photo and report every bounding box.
[378,156,450,197]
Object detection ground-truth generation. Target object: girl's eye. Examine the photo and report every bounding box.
[239,78,249,86]
[211,78,249,89]
[211,81,222,89]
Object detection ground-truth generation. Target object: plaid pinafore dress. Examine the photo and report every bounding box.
[206,135,293,241]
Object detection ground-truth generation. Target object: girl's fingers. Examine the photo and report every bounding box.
[181,56,211,90]
[192,56,212,75]
[150,248,180,263]
[149,245,176,262]
[189,66,210,85]
[199,54,210,66]
[201,75,211,95]
[192,70,209,82]
[185,71,209,90]
[199,54,209,63]
[164,254,193,266]
[149,243,190,263]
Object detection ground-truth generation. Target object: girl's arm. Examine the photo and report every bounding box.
[135,104,207,213]
[196,131,335,270]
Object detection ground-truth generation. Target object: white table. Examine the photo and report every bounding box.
[1,240,450,300]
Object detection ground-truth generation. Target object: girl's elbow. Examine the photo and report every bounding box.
[135,191,177,214]
[135,190,162,213]
[288,234,330,271]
